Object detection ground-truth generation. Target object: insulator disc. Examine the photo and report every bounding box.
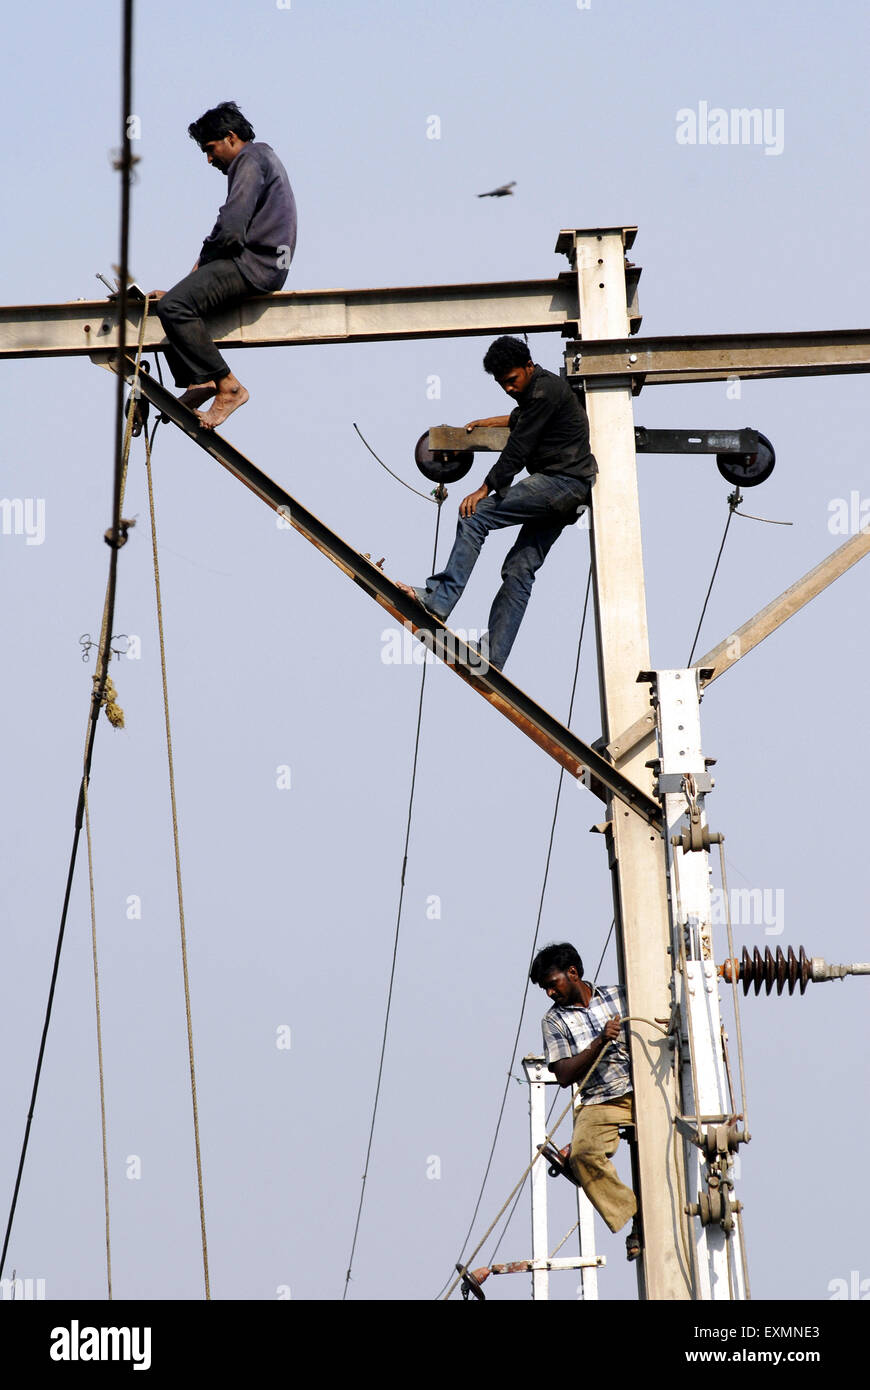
[414,431,474,484]
[716,432,776,487]
[741,945,753,996]
[799,944,810,994]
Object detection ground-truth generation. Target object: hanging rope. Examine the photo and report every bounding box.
[484,1083,562,1269]
[444,1016,671,1300]
[143,417,211,1300]
[483,918,617,1272]
[433,566,593,1299]
[342,496,446,1299]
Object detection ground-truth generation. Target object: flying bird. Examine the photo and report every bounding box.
[477,181,516,198]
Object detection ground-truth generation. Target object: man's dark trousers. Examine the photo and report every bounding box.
[157,259,251,387]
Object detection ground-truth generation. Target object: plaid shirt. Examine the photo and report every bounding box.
[541,984,632,1107]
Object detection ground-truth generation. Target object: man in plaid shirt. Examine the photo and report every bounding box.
[531,942,640,1258]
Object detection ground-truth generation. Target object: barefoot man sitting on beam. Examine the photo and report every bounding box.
[152,101,297,430]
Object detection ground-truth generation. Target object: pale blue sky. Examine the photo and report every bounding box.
[1,0,868,1302]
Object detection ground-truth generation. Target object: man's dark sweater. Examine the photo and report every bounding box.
[483,365,598,499]
[198,141,297,292]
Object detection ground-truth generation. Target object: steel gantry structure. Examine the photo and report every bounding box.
[7,226,870,1299]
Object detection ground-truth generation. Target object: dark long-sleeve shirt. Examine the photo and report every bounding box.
[482,365,597,498]
[198,142,297,293]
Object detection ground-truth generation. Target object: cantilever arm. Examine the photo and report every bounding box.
[693,526,870,684]
[605,526,870,764]
[96,354,663,832]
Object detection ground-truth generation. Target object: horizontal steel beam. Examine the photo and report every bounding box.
[566,328,870,387]
[0,278,578,359]
[430,424,761,457]
[106,356,662,831]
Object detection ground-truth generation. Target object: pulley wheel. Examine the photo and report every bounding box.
[414,431,474,484]
[716,432,776,487]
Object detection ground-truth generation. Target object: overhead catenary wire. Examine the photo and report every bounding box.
[342,497,446,1299]
[434,564,593,1299]
[0,8,139,1276]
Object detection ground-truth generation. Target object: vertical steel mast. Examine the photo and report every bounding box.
[561,228,693,1298]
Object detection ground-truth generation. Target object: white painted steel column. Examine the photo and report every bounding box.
[656,669,747,1300]
[525,1058,551,1300]
[562,228,691,1299]
[523,1057,601,1301]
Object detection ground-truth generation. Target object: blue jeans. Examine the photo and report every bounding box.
[418,472,591,670]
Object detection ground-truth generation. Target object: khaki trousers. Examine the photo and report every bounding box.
[569,1092,637,1233]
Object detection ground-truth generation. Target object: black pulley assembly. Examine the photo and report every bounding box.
[414,430,474,484]
[716,431,776,487]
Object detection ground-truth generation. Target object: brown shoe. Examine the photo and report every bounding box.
[626,1222,642,1262]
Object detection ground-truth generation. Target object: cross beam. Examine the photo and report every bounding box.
[0,277,580,359]
[566,327,870,388]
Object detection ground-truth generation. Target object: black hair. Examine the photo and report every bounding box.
[482,335,532,378]
[529,942,584,986]
[188,102,255,148]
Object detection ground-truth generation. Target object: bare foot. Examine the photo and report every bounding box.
[394,580,419,599]
[196,377,249,430]
[178,382,217,411]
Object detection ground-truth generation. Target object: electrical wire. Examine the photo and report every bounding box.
[353,423,438,504]
[0,3,137,1279]
[433,564,593,1299]
[342,499,445,1299]
[686,493,739,666]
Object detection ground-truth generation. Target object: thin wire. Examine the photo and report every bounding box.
[591,920,616,983]
[733,507,792,526]
[687,496,738,665]
[83,785,113,1298]
[434,564,593,1299]
[342,501,445,1299]
[353,423,437,504]
[144,420,211,1299]
[0,46,141,1271]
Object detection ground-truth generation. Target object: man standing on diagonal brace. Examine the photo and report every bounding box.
[396,336,596,669]
[151,101,297,430]
[530,941,641,1261]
